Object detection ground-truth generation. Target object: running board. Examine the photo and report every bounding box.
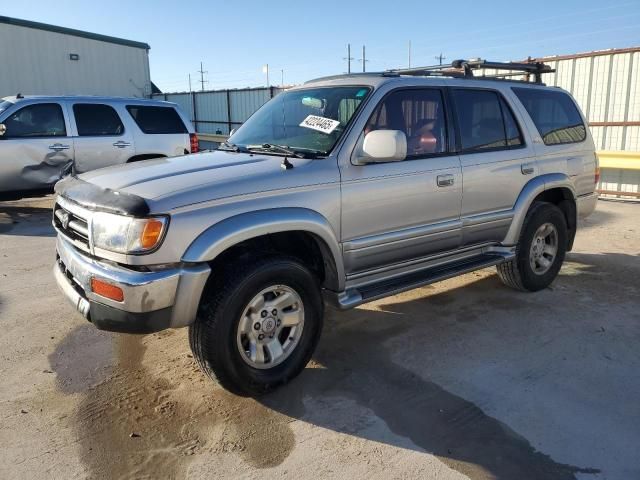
[328,252,513,310]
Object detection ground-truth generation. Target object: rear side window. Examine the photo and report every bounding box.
[73,104,124,136]
[3,103,66,138]
[512,88,586,145]
[452,89,523,152]
[126,105,187,134]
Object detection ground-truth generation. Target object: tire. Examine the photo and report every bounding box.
[189,255,324,396]
[497,202,568,292]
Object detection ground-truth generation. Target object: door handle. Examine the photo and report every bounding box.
[521,163,535,175]
[437,174,454,187]
[113,141,131,148]
[49,143,70,151]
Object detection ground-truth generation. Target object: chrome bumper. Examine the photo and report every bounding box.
[54,235,210,331]
[577,192,598,218]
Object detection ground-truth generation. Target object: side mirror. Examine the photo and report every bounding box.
[354,130,407,164]
[0,124,6,136]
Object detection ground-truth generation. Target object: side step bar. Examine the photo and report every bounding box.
[328,252,514,310]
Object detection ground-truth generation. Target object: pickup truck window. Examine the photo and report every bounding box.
[126,105,188,134]
[452,89,523,152]
[229,86,371,156]
[73,104,124,136]
[365,88,447,158]
[512,88,586,145]
[2,103,66,138]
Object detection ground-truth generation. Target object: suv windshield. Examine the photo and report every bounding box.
[228,86,371,156]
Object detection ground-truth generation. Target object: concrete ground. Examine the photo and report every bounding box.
[0,196,638,480]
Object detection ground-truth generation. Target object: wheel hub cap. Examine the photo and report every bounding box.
[529,222,558,275]
[236,285,305,369]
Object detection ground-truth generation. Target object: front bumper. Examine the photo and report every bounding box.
[53,235,210,333]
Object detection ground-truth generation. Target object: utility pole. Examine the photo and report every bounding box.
[281,69,284,87]
[358,45,369,73]
[262,64,270,86]
[188,73,192,93]
[198,62,208,91]
[435,53,446,65]
[408,40,411,68]
[343,44,354,73]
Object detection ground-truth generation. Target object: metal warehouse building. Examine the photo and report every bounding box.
[0,16,152,98]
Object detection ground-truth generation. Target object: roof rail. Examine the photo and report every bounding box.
[388,58,555,84]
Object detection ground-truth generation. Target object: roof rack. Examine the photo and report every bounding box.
[387,58,555,84]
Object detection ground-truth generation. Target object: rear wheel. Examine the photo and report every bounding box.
[497,202,567,292]
[189,256,323,396]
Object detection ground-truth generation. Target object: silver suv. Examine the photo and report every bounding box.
[52,60,598,395]
[0,95,197,195]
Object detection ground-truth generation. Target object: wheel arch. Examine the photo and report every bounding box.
[503,173,577,248]
[182,208,345,291]
[127,153,167,163]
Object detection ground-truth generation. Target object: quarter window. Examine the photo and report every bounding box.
[512,88,586,145]
[365,89,447,157]
[2,103,66,138]
[126,106,187,134]
[452,89,523,152]
[73,104,124,136]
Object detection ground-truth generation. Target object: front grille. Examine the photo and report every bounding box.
[53,202,90,251]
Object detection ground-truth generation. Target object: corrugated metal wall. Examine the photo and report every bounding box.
[154,87,285,135]
[0,22,151,97]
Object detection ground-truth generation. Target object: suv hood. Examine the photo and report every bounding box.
[73,150,317,212]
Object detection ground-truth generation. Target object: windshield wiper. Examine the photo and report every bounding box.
[245,143,306,158]
[217,141,240,152]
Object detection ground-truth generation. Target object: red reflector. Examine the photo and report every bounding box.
[91,278,124,302]
[595,166,601,186]
[190,133,199,153]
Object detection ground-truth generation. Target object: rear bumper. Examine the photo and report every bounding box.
[577,192,598,218]
[53,235,210,333]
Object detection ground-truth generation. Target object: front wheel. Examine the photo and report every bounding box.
[497,202,568,292]
[189,256,324,396]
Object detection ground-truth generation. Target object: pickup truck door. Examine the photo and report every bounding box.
[0,101,74,193]
[340,87,462,274]
[68,102,134,173]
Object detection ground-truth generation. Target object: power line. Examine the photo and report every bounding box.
[343,43,354,73]
[198,61,208,91]
[358,45,369,73]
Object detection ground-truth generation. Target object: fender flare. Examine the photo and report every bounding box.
[182,208,345,291]
[502,173,576,245]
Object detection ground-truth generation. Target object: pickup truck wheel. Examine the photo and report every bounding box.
[497,202,567,292]
[189,256,323,396]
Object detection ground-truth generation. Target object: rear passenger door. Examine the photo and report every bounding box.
[69,102,134,173]
[450,88,537,246]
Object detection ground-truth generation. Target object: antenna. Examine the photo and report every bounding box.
[435,53,446,65]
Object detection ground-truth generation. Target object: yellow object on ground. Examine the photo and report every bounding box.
[597,151,640,170]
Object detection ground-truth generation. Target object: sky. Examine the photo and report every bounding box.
[3,0,640,92]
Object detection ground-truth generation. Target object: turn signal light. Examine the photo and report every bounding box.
[190,133,199,153]
[91,278,124,302]
[140,219,164,250]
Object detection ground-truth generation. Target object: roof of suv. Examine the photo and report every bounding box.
[1,95,177,107]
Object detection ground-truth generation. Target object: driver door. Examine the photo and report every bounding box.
[340,88,462,274]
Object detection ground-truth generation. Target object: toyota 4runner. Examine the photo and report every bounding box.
[52,60,598,395]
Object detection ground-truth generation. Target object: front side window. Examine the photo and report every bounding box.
[229,86,371,156]
[365,88,447,157]
[512,88,586,145]
[73,104,124,136]
[452,89,523,152]
[126,106,188,134]
[2,103,66,138]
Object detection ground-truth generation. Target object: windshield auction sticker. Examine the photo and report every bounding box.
[299,115,340,134]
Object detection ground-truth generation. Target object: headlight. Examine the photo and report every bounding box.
[91,212,168,254]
